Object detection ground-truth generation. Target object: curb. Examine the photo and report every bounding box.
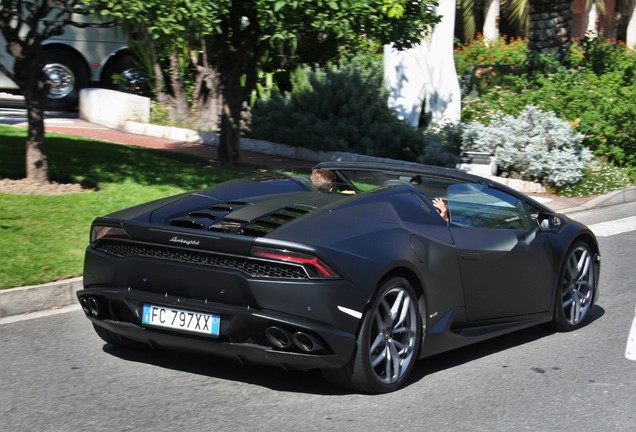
[558,186,636,215]
[0,277,83,318]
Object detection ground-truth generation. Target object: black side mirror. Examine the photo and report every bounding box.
[537,212,564,233]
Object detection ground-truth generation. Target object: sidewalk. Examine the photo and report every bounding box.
[1,116,635,318]
[42,117,313,169]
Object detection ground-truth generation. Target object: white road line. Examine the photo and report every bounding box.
[588,216,636,237]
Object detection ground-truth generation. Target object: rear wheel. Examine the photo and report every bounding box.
[43,49,89,110]
[101,54,135,90]
[552,241,596,331]
[323,277,422,393]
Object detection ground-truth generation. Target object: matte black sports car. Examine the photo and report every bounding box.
[77,161,600,393]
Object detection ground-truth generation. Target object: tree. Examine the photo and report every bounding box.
[0,1,115,184]
[527,0,572,67]
[458,1,609,42]
[214,1,441,163]
[94,0,441,164]
[90,1,225,130]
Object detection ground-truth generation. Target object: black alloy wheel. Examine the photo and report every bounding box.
[552,241,597,331]
[323,276,422,393]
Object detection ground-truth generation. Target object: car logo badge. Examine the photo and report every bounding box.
[169,236,200,246]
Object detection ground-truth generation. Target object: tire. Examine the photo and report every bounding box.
[551,241,597,332]
[323,277,422,393]
[92,324,150,350]
[101,54,135,90]
[43,49,89,110]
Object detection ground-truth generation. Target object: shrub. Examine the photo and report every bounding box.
[556,157,633,197]
[454,34,527,76]
[249,57,422,161]
[455,35,527,99]
[576,32,636,75]
[459,37,636,175]
[150,100,170,125]
[462,106,592,187]
[418,122,462,167]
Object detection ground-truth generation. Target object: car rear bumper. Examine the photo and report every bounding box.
[77,286,357,370]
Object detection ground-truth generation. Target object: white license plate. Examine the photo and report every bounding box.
[142,304,220,336]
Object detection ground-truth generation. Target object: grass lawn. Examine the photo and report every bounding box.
[0,125,246,289]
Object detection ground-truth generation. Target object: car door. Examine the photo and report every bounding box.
[446,183,555,321]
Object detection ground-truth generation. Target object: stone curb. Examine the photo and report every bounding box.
[0,277,83,318]
[121,120,419,166]
[558,186,636,215]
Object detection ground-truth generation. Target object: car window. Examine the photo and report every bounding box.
[337,170,397,191]
[447,183,532,230]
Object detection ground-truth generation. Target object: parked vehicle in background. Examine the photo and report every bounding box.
[0,15,133,110]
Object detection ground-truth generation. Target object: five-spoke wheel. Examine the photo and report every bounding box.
[553,241,597,331]
[323,276,422,393]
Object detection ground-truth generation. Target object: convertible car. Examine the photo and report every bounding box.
[77,161,600,393]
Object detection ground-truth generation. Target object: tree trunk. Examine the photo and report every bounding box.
[218,83,243,164]
[141,26,172,108]
[14,50,49,184]
[25,113,48,184]
[527,0,572,67]
[191,43,222,132]
[168,51,190,123]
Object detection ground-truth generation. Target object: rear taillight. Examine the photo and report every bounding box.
[91,225,129,243]
[250,246,339,279]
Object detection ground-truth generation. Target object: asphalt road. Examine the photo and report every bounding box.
[1,206,635,432]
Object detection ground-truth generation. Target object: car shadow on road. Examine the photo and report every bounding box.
[102,343,344,395]
[101,305,605,395]
[407,305,606,386]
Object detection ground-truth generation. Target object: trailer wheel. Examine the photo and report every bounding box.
[101,54,135,90]
[43,49,89,110]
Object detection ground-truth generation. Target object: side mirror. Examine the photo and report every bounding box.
[537,212,564,233]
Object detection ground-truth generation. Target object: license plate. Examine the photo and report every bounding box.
[142,304,220,336]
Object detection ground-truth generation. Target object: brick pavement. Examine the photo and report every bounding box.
[43,119,313,169]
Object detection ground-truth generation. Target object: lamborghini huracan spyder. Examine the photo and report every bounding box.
[77,161,600,393]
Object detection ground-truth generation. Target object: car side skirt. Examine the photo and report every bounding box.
[420,308,554,358]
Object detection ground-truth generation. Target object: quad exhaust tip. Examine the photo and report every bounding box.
[80,296,103,318]
[265,326,326,353]
[292,332,325,353]
[79,297,90,315]
[266,326,292,349]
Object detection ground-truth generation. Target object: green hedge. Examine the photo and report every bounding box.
[249,57,422,161]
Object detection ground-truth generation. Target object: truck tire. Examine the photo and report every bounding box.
[43,48,89,110]
[101,54,135,90]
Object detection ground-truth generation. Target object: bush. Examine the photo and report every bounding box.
[556,157,633,197]
[418,122,462,167]
[462,106,592,187]
[575,32,636,74]
[454,34,527,76]
[459,37,636,177]
[249,57,422,161]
